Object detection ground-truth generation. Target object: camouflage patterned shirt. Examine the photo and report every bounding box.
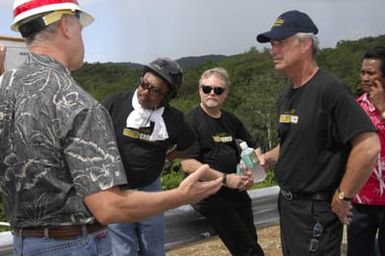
[0,53,127,228]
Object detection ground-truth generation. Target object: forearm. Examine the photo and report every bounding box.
[339,132,380,197]
[180,158,251,189]
[181,158,223,180]
[166,149,183,161]
[84,186,185,224]
[84,164,222,225]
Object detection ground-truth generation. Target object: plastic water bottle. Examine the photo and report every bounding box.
[239,141,266,183]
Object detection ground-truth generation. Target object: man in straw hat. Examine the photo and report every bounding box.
[0,1,222,255]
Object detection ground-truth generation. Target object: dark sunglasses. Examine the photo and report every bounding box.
[309,222,323,252]
[139,78,166,97]
[74,10,81,19]
[200,85,226,96]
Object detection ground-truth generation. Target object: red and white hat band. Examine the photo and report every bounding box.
[11,0,93,32]
[14,0,79,18]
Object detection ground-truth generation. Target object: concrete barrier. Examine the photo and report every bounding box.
[0,186,279,255]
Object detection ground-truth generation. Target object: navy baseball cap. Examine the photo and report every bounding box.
[256,10,318,43]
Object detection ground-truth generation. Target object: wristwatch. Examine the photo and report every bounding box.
[337,188,353,201]
[222,173,228,185]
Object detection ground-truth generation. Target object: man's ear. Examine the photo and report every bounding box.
[301,37,313,54]
[58,17,71,39]
[223,87,229,98]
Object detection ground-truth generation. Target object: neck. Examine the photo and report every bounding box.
[32,46,69,66]
[287,59,319,88]
[200,103,221,118]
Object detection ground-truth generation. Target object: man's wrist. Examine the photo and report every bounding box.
[222,173,227,185]
[337,188,353,201]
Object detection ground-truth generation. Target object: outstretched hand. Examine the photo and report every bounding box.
[178,164,222,204]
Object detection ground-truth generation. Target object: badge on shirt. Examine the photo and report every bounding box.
[279,114,299,124]
[212,133,233,143]
[123,127,152,141]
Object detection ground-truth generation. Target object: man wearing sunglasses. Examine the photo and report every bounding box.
[102,57,197,256]
[181,67,265,256]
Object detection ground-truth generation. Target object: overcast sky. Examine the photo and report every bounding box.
[1,0,384,64]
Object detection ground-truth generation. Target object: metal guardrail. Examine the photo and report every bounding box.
[164,185,279,250]
[0,186,279,255]
[0,231,12,256]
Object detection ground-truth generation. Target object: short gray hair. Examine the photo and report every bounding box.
[24,22,59,46]
[295,32,320,57]
[23,12,75,46]
[199,67,231,87]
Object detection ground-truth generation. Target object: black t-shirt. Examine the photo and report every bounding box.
[185,106,258,211]
[276,69,376,193]
[103,91,195,188]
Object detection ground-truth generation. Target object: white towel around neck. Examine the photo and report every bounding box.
[125,89,169,141]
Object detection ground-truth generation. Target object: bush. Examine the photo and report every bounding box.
[252,169,277,189]
[161,170,185,191]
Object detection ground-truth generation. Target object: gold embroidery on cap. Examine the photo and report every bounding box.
[273,17,285,27]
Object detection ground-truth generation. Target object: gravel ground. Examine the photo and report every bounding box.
[167,225,348,256]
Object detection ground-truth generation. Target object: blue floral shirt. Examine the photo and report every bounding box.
[0,53,127,228]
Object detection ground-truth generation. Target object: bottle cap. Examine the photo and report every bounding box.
[239,141,248,150]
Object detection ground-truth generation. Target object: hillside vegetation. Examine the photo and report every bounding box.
[74,34,385,151]
[0,35,384,228]
[72,34,385,192]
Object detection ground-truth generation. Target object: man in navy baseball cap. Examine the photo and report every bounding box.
[256,8,380,256]
[256,10,318,43]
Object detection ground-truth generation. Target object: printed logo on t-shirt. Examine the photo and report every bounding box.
[279,111,299,124]
[123,127,152,141]
[212,132,233,143]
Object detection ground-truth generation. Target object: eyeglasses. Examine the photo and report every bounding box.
[73,10,81,19]
[200,85,226,96]
[139,78,166,97]
[308,222,323,252]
